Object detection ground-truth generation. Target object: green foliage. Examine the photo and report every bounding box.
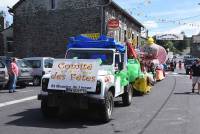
[0,11,5,18]
[156,40,176,52]
[155,36,190,54]
[0,11,4,31]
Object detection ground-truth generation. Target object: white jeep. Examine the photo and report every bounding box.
[38,48,133,122]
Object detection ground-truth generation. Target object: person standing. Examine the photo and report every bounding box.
[173,60,176,69]
[8,58,19,93]
[178,60,182,70]
[190,59,200,93]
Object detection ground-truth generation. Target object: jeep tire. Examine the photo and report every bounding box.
[100,91,114,122]
[122,84,133,106]
[41,100,58,118]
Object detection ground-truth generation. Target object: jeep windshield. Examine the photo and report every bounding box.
[66,49,114,65]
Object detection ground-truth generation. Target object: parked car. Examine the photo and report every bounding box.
[0,61,9,89]
[23,57,54,86]
[16,59,33,87]
[184,58,198,75]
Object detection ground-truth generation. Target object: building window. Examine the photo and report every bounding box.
[7,41,13,52]
[50,0,55,9]
[6,37,13,52]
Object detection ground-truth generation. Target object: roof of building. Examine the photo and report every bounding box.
[10,0,144,28]
[110,1,144,28]
[0,25,13,33]
[9,0,25,12]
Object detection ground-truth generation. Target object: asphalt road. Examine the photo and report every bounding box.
[0,68,199,134]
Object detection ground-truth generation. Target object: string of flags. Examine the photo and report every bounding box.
[123,0,200,29]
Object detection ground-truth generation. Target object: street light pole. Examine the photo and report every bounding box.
[100,0,112,35]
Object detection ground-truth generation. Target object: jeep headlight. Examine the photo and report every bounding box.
[96,80,101,94]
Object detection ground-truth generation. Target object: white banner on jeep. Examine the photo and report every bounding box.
[48,59,99,92]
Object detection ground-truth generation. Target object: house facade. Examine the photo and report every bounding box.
[10,0,143,58]
[0,26,13,56]
[191,35,200,58]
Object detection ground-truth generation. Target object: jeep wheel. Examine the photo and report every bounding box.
[41,100,58,118]
[122,84,133,106]
[33,77,41,86]
[100,91,114,122]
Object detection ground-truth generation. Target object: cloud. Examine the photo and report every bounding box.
[167,26,199,36]
[153,22,200,37]
[143,20,158,29]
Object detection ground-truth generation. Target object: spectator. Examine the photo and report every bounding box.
[8,58,19,93]
[190,59,200,93]
[173,60,176,69]
[178,60,182,70]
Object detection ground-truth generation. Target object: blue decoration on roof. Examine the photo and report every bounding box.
[67,35,125,52]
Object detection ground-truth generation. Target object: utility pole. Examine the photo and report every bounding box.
[99,0,112,35]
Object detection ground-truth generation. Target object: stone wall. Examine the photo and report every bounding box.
[191,35,200,58]
[0,16,4,31]
[13,0,102,58]
[0,33,3,55]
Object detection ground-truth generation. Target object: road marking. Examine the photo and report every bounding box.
[18,90,34,93]
[0,96,37,108]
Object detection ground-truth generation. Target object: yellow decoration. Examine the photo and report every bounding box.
[82,33,100,40]
[132,38,137,47]
[147,37,154,45]
[133,75,151,94]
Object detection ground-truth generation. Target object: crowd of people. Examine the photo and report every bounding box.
[165,59,183,71]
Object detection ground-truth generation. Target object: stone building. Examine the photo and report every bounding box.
[0,15,13,56]
[191,35,200,58]
[10,0,144,58]
[0,16,4,31]
[0,26,14,57]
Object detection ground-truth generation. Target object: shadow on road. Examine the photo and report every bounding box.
[174,92,199,95]
[178,72,187,75]
[6,108,110,129]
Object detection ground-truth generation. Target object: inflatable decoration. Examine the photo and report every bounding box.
[142,37,167,65]
[142,37,167,81]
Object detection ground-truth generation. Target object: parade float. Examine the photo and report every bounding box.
[38,35,147,122]
[125,40,152,95]
[141,37,167,81]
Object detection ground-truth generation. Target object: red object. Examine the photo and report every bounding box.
[127,42,137,59]
[108,19,119,29]
[189,71,192,79]
[179,62,182,69]
[11,62,19,76]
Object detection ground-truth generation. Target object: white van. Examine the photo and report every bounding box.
[23,57,54,86]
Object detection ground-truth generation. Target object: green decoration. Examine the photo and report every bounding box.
[127,59,141,82]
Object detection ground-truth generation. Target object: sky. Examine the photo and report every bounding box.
[1,0,200,37]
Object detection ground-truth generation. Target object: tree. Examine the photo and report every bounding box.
[0,11,5,31]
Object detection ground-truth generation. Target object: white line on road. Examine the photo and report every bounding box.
[17,90,35,93]
[0,96,37,108]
